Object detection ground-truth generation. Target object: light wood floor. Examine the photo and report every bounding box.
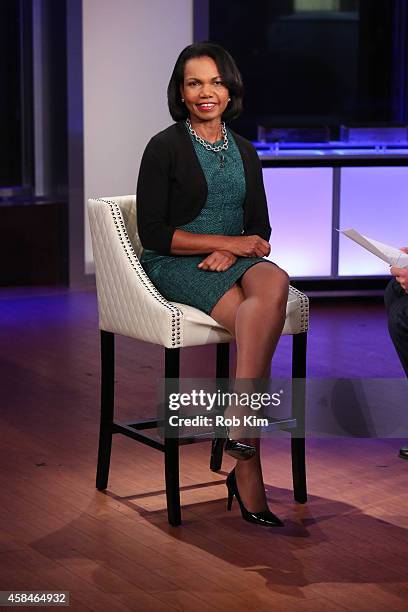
[1,287,407,611]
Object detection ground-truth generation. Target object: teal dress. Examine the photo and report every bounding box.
[140,126,272,315]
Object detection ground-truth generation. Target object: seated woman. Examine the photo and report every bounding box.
[137,42,289,527]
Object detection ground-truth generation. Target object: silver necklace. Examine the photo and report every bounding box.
[185,118,229,167]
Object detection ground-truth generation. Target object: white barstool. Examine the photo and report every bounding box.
[88,195,309,525]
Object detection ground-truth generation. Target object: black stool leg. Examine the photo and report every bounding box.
[210,343,230,472]
[164,348,181,526]
[96,330,115,490]
[291,332,307,503]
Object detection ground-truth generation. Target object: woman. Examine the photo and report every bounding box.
[137,42,289,527]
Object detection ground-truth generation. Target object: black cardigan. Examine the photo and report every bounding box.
[136,121,271,255]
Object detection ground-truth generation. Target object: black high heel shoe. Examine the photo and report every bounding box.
[224,436,256,461]
[226,468,283,527]
[211,430,256,462]
[213,387,257,461]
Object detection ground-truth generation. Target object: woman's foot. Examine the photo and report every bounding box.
[222,392,259,461]
[235,454,268,513]
[226,468,283,526]
[224,437,256,461]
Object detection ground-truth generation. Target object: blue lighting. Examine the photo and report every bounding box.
[253,141,408,159]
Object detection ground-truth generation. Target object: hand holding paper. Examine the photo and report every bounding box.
[390,263,408,292]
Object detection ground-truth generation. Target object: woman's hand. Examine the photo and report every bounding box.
[198,250,237,272]
[225,235,271,258]
[400,247,408,254]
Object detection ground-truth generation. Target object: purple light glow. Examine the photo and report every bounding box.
[263,168,333,277]
[339,167,408,276]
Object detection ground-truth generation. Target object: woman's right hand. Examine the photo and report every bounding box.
[225,235,271,258]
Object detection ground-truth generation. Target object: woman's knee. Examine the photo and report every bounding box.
[264,266,289,307]
[242,263,288,296]
[275,266,290,293]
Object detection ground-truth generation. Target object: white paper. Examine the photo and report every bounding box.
[339,228,408,268]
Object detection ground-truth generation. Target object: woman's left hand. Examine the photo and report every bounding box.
[198,250,237,272]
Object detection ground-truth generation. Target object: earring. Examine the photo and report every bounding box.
[228,97,231,102]
[181,98,185,102]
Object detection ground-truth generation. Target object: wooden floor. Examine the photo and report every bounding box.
[1,287,407,611]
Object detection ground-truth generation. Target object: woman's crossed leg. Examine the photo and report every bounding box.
[210,262,289,512]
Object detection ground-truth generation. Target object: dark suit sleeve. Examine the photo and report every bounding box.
[242,146,271,242]
[136,137,175,254]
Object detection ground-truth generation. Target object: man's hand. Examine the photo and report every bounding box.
[390,264,408,292]
[390,248,408,292]
[198,250,237,272]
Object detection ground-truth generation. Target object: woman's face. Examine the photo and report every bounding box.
[180,56,229,124]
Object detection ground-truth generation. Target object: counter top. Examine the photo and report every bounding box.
[254,142,408,165]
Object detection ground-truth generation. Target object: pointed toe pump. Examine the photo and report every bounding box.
[211,428,256,462]
[224,437,256,461]
[226,468,283,527]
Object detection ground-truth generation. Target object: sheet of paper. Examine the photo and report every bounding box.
[339,228,408,268]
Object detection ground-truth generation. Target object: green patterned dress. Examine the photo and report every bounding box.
[140,125,273,315]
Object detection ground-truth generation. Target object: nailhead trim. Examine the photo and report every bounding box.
[96,198,182,347]
[288,286,309,333]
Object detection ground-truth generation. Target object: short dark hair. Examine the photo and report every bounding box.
[167,42,244,122]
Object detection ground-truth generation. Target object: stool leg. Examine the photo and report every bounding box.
[96,331,114,491]
[210,438,224,472]
[164,348,181,526]
[210,343,230,472]
[291,333,307,503]
[164,437,181,526]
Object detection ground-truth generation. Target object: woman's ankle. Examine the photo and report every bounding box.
[234,465,269,513]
